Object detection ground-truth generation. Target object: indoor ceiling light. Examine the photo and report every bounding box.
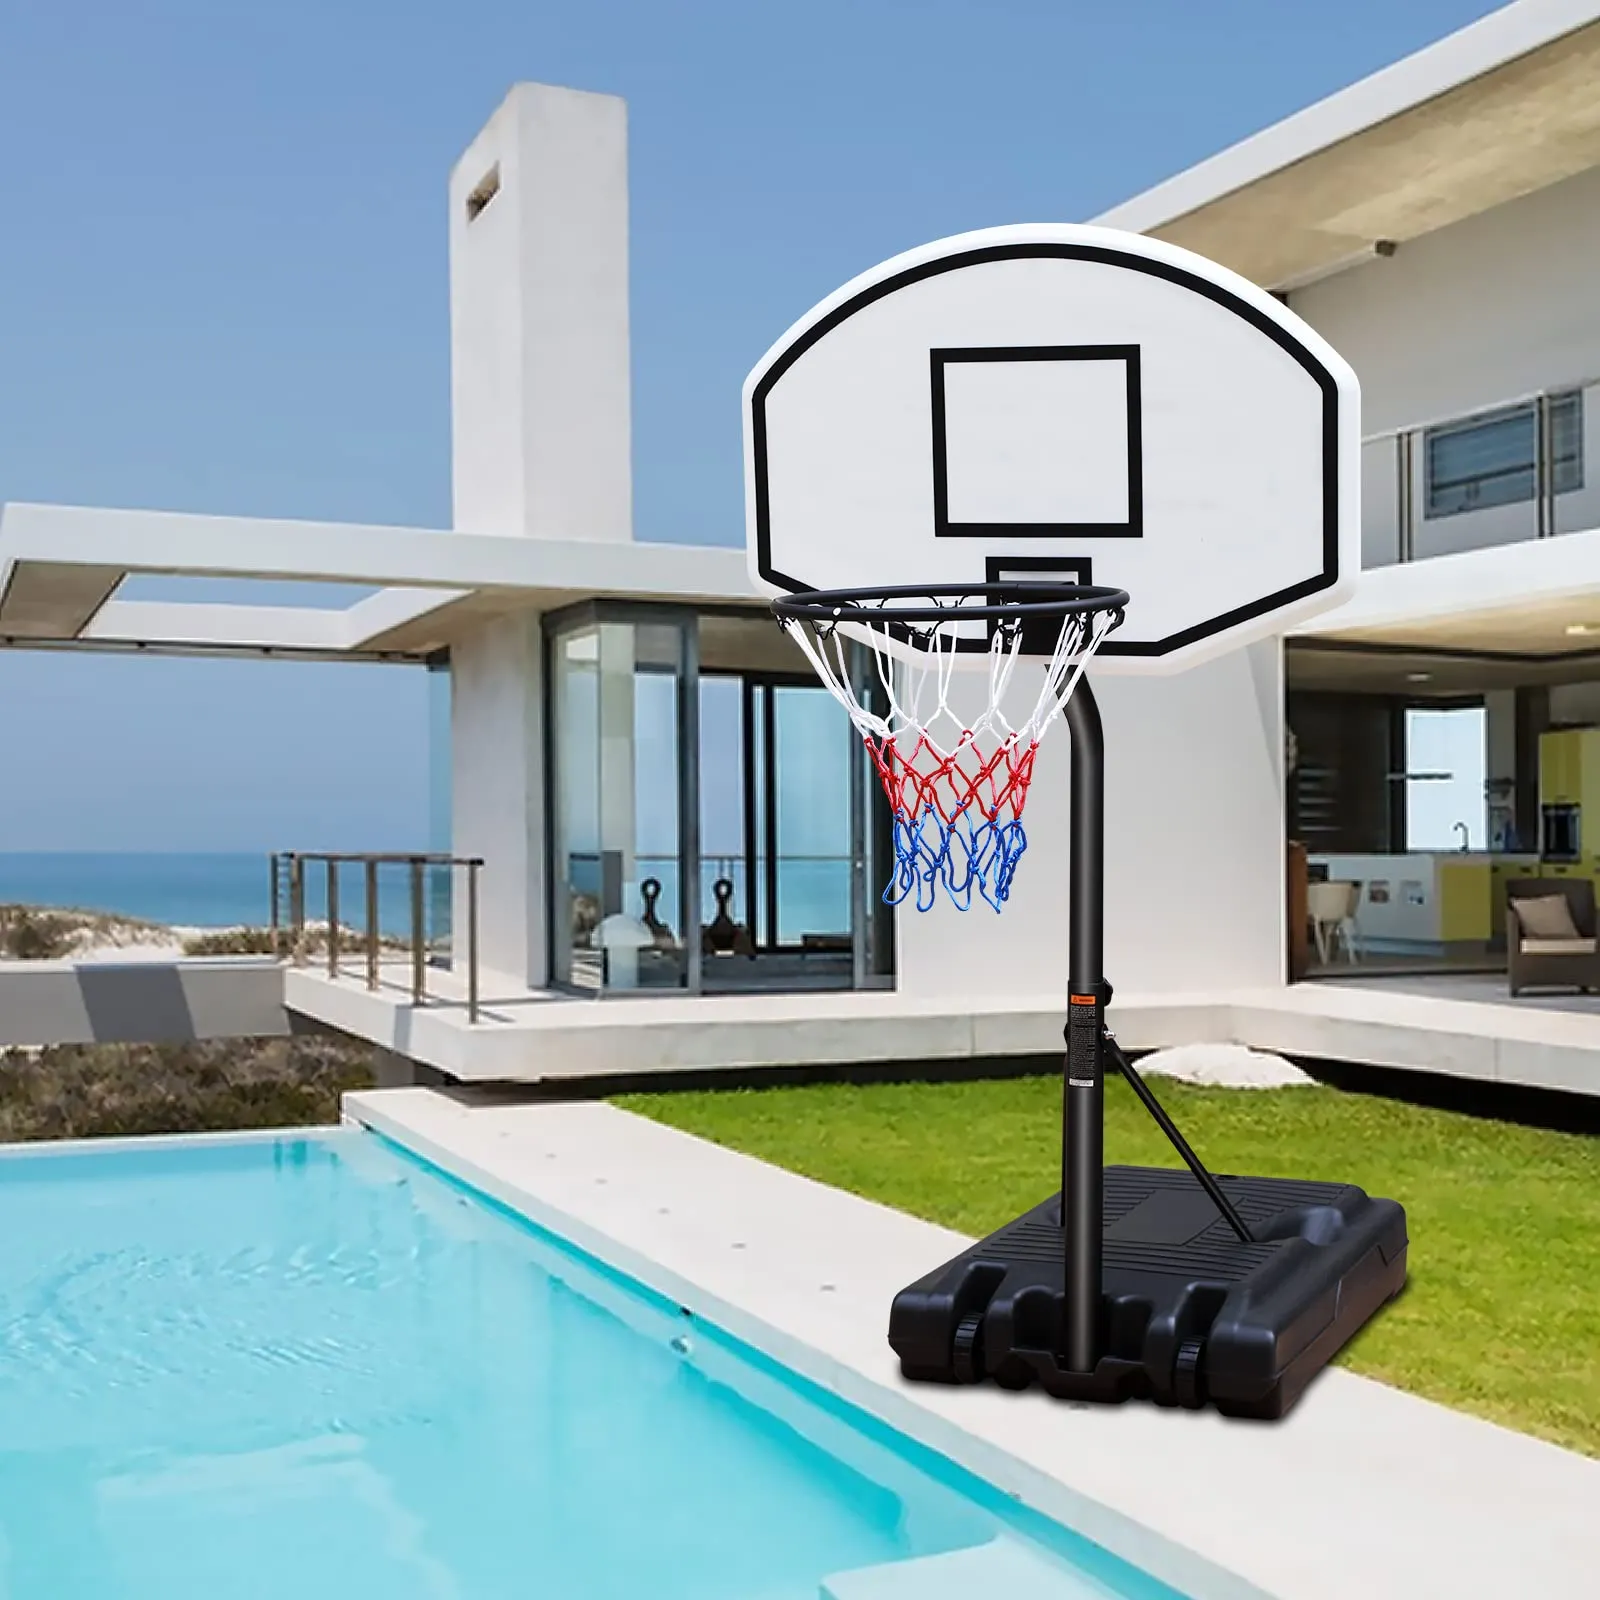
[1565,623,1600,637]
[1406,671,1432,681]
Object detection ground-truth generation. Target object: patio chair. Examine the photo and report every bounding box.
[1505,878,1600,996]
[1306,879,1361,965]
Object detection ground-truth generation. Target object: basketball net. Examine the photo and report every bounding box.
[780,605,1118,912]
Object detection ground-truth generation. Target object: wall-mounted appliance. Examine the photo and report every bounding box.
[1542,802,1581,862]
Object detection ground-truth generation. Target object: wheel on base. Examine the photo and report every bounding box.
[951,1312,985,1384]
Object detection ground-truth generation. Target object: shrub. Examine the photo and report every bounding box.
[181,924,413,958]
[181,926,281,957]
[0,1034,377,1142]
[0,906,76,961]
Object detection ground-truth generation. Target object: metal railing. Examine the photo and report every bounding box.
[1360,376,1597,566]
[270,852,484,1023]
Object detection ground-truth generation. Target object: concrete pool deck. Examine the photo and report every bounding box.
[345,1086,1599,1600]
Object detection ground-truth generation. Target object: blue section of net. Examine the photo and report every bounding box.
[884,808,1029,913]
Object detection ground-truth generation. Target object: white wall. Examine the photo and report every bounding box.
[0,960,289,1047]
[450,613,545,987]
[1295,161,1600,566]
[894,641,1285,1000]
[449,84,632,543]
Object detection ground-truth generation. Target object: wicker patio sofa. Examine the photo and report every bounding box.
[1504,877,1600,997]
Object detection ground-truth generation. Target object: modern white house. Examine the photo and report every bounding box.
[7,0,1600,1092]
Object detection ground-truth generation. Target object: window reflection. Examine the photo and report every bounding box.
[550,620,687,992]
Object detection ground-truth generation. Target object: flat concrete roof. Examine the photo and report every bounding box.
[0,502,759,659]
[1096,1,1600,290]
[1292,523,1600,685]
[13,498,1600,694]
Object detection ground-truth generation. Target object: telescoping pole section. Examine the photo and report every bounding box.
[1062,680,1105,1375]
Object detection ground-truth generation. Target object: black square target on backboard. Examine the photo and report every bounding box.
[930,345,1143,539]
[984,554,1095,655]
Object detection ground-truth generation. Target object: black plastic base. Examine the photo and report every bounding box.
[889,1165,1408,1419]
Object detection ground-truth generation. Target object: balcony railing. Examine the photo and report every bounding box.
[270,852,484,1023]
[1361,377,1597,566]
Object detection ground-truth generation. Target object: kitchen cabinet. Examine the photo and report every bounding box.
[1538,728,1600,854]
[1541,731,1581,806]
[1437,860,1492,942]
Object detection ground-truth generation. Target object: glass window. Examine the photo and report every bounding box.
[426,655,452,960]
[1403,707,1486,851]
[427,655,452,855]
[548,607,890,995]
[697,676,854,963]
[1424,393,1582,519]
[551,627,601,989]
[549,618,689,993]
[772,686,853,946]
[633,637,683,952]
[698,675,750,942]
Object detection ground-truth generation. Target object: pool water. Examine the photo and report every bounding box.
[0,1131,1182,1599]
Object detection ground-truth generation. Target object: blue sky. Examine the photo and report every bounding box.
[0,0,1496,851]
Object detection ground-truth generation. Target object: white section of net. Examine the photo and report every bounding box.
[778,603,1119,760]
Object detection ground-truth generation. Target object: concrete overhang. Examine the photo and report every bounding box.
[1290,524,1600,691]
[1095,1,1600,291]
[0,502,761,660]
[0,560,125,639]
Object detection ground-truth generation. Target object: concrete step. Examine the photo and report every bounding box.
[820,1535,1116,1599]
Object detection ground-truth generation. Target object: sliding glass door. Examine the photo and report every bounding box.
[548,612,694,994]
[547,603,893,995]
[700,670,887,991]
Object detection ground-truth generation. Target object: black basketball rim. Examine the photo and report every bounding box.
[770,581,1130,628]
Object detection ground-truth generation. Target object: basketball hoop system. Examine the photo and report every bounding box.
[772,582,1127,912]
[743,226,1404,1418]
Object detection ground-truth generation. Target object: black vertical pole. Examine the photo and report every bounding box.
[762,684,779,949]
[1061,678,1105,1375]
[741,675,759,948]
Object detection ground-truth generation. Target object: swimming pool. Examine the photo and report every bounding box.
[0,1129,1185,1599]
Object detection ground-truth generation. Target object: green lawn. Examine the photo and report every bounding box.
[615,1075,1600,1458]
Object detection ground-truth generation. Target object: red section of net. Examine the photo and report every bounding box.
[863,731,1039,827]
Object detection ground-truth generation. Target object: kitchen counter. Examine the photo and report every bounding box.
[1308,852,1539,953]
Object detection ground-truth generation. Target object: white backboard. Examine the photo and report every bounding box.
[743,224,1360,673]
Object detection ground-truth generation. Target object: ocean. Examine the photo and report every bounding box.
[0,853,283,929]
[0,852,440,935]
[0,852,856,942]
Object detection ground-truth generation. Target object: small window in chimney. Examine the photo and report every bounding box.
[466,164,500,222]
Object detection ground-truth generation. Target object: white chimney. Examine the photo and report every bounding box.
[448,84,632,543]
